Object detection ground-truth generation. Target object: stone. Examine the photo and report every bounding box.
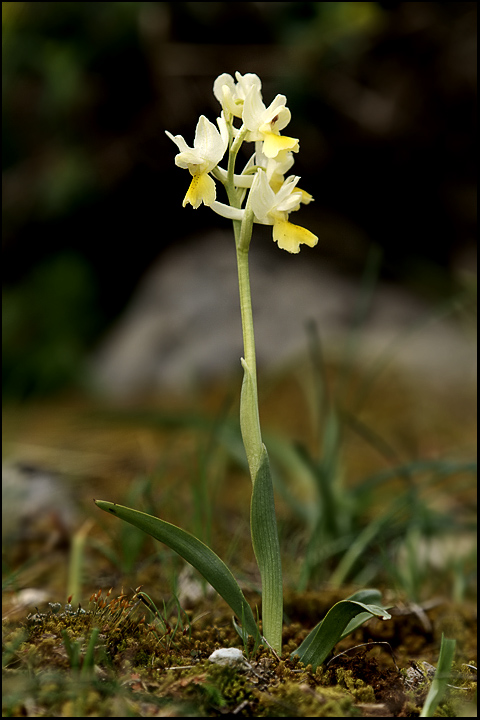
[89,231,476,398]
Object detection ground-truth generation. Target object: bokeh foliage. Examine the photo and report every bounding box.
[2,2,477,397]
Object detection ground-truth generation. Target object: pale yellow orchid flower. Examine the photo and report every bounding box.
[213,72,262,119]
[165,115,229,208]
[249,171,317,253]
[243,88,299,159]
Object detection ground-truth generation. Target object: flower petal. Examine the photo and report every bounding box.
[214,72,262,119]
[165,130,190,154]
[243,86,267,133]
[194,116,228,170]
[183,173,216,209]
[262,132,299,159]
[210,201,245,221]
[213,73,237,115]
[297,188,314,205]
[273,219,318,253]
[263,95,291,131]
[249,171,276,224]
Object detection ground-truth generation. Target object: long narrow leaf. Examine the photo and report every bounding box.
[292,591,391,670]
[250,447,283,653]
[420,634,456,717]
[94,500,260,644]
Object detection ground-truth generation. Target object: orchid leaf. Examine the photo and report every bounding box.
[94,500,261,645]
[239,356,263,479]
[250,446,283,653]
[292,589,391,670]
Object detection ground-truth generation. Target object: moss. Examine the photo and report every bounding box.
[435,662,478,718]
[255,681,357,717]
[335,667,376,702]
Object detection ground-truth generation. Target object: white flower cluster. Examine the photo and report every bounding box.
[166,72,317,253]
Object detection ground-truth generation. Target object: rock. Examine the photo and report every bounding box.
[90,231,476,398]
[208,647,249,668]
[2,461,78,548]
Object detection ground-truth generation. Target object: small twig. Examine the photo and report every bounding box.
[233,699,251,714]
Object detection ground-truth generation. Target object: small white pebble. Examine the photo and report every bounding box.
[208,648,247,667]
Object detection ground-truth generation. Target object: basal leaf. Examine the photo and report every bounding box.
[94,500,260,644]
[292,591,391,670]
[291,589,384,660]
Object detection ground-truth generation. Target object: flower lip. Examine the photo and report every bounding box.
[273,219,318,253]
[183,173,217,209]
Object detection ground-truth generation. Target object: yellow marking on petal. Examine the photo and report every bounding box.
[262,132,299,159]
[183,173,216,209]
[273,219,318,253]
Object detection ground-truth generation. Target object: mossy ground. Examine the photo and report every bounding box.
[2,365,477,716]
[2,587,477,716]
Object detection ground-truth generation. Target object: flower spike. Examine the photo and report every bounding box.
[166,71,317,253]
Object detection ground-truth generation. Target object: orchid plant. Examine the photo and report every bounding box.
[95,72,390,666]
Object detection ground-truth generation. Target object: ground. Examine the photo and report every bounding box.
[2,362,477,716]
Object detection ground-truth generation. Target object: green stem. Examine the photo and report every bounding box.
[236,211,256,373]
[226,123,283,652]
[235,206,263,479]
[226,124,248,210]
[234,204,283,654]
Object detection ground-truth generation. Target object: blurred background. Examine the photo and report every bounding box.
[2,1,477,399]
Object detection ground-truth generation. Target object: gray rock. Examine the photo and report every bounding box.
[2,461,78,545]
[90,231,476,398]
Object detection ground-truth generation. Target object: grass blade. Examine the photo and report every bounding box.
[94,500,260,645]
[420,634,456,717]
[81,627,100,676]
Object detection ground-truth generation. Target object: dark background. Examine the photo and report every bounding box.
[2,2,477,398]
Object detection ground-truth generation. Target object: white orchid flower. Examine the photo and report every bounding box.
[165,115,229,208]
[213,72,262,120]
[249,171,318,253]
[243,88,299,159]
